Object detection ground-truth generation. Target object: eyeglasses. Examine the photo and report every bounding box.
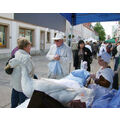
[55,40,60,42]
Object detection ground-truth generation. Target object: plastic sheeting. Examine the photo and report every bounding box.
[48,61,63,78]
[60,13,120,25]
[65,69,90,86]
[108,88,120,108]
[92,89,117,108]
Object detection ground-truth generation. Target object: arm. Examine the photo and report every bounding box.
[86,74,96,87]
[46,45,56,61]
[95,75,111,88]
[59,46,73,64]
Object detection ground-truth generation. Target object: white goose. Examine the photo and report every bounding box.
[9,58,82,105]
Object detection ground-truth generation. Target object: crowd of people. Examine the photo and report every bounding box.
[4,33,120,108]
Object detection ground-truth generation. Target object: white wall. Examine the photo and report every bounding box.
[66,21,98,41]
[0,13,14,19]
[0,17,64,59]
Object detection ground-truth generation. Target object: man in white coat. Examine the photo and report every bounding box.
[99,42,107,55]
[46,33,73,79]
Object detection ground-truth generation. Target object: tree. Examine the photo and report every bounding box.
[93,22,106,41]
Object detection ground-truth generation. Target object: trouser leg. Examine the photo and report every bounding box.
[19,92,27,105]
[11,89,19,108]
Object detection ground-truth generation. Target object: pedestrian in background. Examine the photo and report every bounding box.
[88,52,114,101]
[99,42,107,55]
[74,40,92,71]
[114,41,120,71]
[106,43,112,55]
[113,41,120,90]
[46,33,72,79]
[85,41,92,53]
[92,42,99,59]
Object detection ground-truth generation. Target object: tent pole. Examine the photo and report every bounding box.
[69,13,74,73]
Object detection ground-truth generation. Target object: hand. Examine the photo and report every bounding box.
[54,55,60,60]
[4,64,11,70]
[90,73,96,80]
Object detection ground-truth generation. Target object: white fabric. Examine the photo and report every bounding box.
[16,77,81,108]
[81,61,88,70]
[41,77,81,90]
[9,49,34,92]
[74,87,95,107]
[17,99,30,108]
[88,84,110,101]
[46,44,72,77]
[85,45,92,52]
[98,52,111,63]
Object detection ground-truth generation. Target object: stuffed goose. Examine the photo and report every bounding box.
[9,58,82,105]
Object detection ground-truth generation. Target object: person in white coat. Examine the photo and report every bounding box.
[85,41,92,53]
[7,37,35,108]
[46,33,73,79]
[99,42,107,55]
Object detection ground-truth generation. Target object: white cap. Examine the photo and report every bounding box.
[52,33,65,40]
[98,52,111,63]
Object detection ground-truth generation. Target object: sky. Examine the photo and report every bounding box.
[92,21,118,38]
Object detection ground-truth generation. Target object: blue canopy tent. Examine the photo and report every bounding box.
[60,13,120,45]
[60,13,120,25]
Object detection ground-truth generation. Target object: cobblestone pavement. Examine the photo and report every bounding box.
[0,55,114,108]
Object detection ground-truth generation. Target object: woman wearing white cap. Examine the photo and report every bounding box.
[87,52,114,101]
[46,33,72,79]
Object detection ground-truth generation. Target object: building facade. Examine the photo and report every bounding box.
[0,13,99,59]
[0,13,65,59]
[112,22,120,40]
[66,21,99,41]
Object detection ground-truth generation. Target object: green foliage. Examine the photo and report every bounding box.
[93,22,106,41]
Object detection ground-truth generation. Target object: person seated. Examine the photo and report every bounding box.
[87,52,114,101]
[67,52,114,108]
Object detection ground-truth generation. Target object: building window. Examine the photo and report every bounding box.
[54,33,56,37]
[0,25,8,48]
[47,32,50,43]
[19,28,34,45]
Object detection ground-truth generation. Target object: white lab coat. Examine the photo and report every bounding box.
[99,44,107,55]
[46,43,73,78]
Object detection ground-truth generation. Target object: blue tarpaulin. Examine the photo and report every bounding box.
[60,13,120,25]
